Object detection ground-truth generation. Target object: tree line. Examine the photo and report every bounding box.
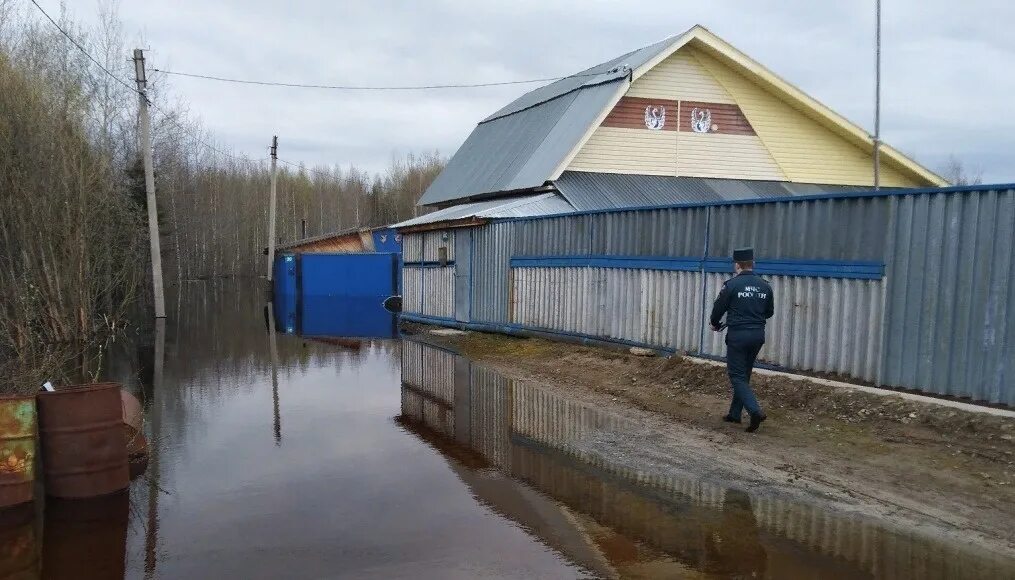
[0,2,442,392]
[154,149,443,281]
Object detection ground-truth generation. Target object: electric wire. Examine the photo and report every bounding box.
[151,68,601,91]
[27,0,137,94]
[150,101,265,163]
[31,0,608,168]
[27,0,265,163]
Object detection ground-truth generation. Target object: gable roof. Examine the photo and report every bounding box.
[418,78,626,207]
[419,26,945,207]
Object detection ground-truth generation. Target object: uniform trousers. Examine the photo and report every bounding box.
[725,328,765,418]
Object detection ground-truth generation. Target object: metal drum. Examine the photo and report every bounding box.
[0,395,36,509]
[37,383,128,498]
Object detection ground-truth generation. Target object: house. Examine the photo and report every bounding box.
[393,26,1014,406]
[414,24,944,218]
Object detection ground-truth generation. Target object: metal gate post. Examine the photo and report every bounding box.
[697,206,712,356]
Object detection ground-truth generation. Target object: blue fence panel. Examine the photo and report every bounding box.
[300,253,398,298]
[273,253,298,296]
[372,228,403,253]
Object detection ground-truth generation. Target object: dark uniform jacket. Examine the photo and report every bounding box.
[710,270,775,331]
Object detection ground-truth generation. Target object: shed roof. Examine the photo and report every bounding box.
[418,25,945,208]
[393,193,575,230]
[553,171,890,210]
[275,226,366,251]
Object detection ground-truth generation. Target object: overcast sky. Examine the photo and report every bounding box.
[61,0,1015,182]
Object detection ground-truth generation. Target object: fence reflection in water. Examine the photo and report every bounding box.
[398,339,1015,579]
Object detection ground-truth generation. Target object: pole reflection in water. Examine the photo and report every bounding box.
[143,317,165,580]
[399,339,1015,579]
[114,282,588,578]
[265,302,282,446]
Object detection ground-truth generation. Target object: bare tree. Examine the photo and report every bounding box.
[0,3,444,394]
[940,155,983,186]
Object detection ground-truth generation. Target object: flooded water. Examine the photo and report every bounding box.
[3,282,1012,579]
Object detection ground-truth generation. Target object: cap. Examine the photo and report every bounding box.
[732,247,754,261]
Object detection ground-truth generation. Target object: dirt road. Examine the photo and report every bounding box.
[406,324,1015,556]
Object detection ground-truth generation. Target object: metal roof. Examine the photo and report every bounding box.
[416,32,695,208]
[481,34,682,122]
[275,226,366,251]
[419,24,944,209]
[553,171,893,211]
[418,79,627,207]
[393,193,575,230]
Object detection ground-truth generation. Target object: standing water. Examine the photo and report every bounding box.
[2,282,1012,579]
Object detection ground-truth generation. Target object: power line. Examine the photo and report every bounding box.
[28,0,262,163]
[278,158,326,175]
[151,102,264,163]
[27,0,138,95]
[152,68,594,91]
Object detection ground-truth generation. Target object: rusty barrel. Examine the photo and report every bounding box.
[37,383,128,498]
[0,395,36,509]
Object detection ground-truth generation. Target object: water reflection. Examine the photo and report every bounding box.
[0,505,36,579]
[43,494,129,580]
[272,292,397,340]
[0,494,132,580]
[142,318,165,579]
[121,282,586,578]
[266,301,282,446]
[399,339,1015,579]
[3,282,1011,579]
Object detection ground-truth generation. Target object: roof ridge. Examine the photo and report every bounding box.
[480,71,628,124]
[481,28,695,123]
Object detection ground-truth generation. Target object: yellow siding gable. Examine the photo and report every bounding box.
[568,49,786,181]
[627,51,736,103]
[690,47,917,187]
[569,127,676,175]
[677,132,784,180]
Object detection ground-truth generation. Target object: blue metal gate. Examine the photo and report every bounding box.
[300,253,398,298]
[272,252,399,339]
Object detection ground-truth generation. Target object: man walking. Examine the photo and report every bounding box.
[710,247,774,433]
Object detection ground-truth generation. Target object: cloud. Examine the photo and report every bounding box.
[71,0,1015,182]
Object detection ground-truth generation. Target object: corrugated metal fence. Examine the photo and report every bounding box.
[401,185,1015,405]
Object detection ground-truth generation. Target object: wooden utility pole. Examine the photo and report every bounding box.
[267,136,278,281]
[133,49,166,318]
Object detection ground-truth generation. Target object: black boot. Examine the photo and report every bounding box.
[723,415,741,424]
[746,413,767,433]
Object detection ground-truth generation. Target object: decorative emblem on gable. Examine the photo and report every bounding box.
[644,106,666,130]
[690,108,713,133]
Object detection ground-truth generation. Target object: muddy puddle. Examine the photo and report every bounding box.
[2,282,1011,579]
